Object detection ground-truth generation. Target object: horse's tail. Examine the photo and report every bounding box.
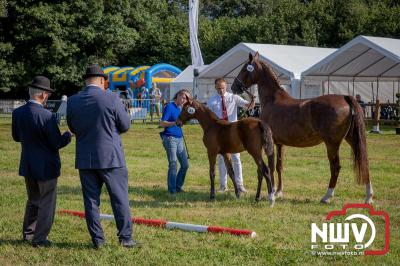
[259,121,274,157]
[344,96,370,185]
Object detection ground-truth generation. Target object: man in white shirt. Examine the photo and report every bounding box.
[206,78,255,192]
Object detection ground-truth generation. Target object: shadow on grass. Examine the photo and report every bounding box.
[57,184,327,207]
[0,239,93,249]
[57,184,242,208]
[128,185,245,208]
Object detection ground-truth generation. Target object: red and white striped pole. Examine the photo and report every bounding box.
[59,210,256,238]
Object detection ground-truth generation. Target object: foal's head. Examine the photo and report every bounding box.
[176,99,198,126]
[231,52,263,95]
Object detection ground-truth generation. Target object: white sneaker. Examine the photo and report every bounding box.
[238,186,247,193]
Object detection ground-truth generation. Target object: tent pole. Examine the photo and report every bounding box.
[376,77,379,101]
[393,81,395,103]
[371,82,374,103]
[321,81,324,95]
[352,77,355,96]
[347,81,350,95]
[328,76,330,94]
[299,79,302,99]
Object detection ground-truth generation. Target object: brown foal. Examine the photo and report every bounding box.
[176,100,275,205]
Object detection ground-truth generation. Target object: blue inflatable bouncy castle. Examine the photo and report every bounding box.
[103,64,182,112]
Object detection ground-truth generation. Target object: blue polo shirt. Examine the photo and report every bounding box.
[161,102,183,138]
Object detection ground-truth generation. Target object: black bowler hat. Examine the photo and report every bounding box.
[28,76,54,92]
[82,65,108,80]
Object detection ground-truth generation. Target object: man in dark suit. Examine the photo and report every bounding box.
[12,76,72,247]
[67,65,140,249]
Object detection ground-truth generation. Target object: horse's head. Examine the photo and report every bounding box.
[176,99,198,126]
[231,52,262,95]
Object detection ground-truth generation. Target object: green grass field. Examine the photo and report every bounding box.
[0,118,399,265]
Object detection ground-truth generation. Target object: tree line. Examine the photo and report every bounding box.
[1,0,399,98]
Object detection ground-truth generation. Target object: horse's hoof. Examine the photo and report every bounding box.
[236,193,241,199]
[320,197,331,204]
[210,195,216,200]
[275,190,283,198]
[268,195,275,207]
[365,196,373,205]
[255,197,261,202]
[269,199,275,207]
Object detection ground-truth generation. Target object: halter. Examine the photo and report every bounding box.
[220,59,257,118]
[234,62,257,118]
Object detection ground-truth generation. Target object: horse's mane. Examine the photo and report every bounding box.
[258,60,284,91]
[194,100,221,122]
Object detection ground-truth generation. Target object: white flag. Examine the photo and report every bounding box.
[189,0,204,66]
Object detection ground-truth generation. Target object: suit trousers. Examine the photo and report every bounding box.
[23,177,57,243]
[79,167,132,245]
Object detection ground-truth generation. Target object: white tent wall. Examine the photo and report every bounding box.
[300,79,399,103]
[169,81,192,101]
[170,65,208,101]
[197,78,291,103]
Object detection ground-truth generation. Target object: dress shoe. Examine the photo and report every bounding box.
[32,240,52,248]
[93,241,105,250]
[120,239,142,249]
[23,235,33,242]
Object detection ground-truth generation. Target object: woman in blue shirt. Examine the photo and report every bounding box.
[160,89,191,195]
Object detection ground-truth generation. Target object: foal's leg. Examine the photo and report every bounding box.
[275,144,284,198]
[222,154,240,199]
[251,152,275,206]
[207,152,217,200]
[321,143,341,204]
[255,168,263,202]
[261,160,275,206]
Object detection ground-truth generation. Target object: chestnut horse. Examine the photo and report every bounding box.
[231,52,373,204]
[176,100,275,205]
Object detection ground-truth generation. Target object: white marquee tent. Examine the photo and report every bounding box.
[196,42,336,101]
[172,36,400,103]
[302,36,400,102]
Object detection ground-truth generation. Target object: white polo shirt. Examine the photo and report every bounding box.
[206,91,249,122]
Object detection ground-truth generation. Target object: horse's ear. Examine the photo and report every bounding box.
[249,52,253,62]
[254,51,260,61]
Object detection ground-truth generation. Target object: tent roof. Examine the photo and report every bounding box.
[302,35,400,80]
[172,65,209,84]
[199,43,336,80]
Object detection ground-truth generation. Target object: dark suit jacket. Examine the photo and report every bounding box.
[67,86,130,169]
[12,101,72,180]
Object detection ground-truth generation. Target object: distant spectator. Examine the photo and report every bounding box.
[356,94,366,115]
[150,83,162,122]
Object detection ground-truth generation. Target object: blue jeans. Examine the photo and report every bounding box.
[162,135,189,194]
